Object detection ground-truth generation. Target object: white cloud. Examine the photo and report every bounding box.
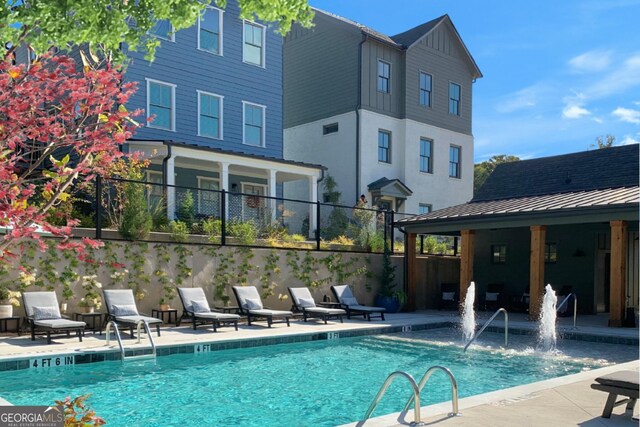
[496,86,539,113]
[587,53,640,99]
[568,50,612,72]
[612,107,640,124]
[618,133,640,145]
[592,117,604,123]
[563,104,591,119]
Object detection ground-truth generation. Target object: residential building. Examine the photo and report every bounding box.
[283,10,482,216]
[398,144,640,326]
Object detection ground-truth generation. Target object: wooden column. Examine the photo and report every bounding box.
[406,233,417,311]
[529,225,546,319]
[609,220,628,327]
[459,229,475,304]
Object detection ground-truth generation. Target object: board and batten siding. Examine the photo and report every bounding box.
[360,39,405,118]
[125,0,283,159]
[283,14,361,128]
[404,24,474,135]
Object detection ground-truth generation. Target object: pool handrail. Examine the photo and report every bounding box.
[105,320,156,361]
[363,371,421,424]
[403,366,460,417]
[556,293,577,329]
[463,308,508,352]
[105,321,125,360]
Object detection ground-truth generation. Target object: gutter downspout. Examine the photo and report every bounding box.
[162,141,173,218]
[356,34,367,201]
[397,227,409,301]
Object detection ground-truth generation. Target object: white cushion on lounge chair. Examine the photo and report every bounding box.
[248,309,292,316]
[190,300,211,313]
[305,307,346,316]
[33,318,85,329]
[298,297,316,308]
[245,298,263,310]
[32,306,61,320]
[442,292,455,301]
[341,296,359,306]
[349,305,386,312]
[486,292,499,302]
[112,304,138,316]
[115,315,163,325]
[191,311,240,321]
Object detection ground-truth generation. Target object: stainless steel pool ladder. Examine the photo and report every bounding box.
[362,366,460,425]
[105,320,157,361]
[463,308,508,352]
[556,293,578,329]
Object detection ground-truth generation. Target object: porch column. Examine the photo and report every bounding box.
[609,220,628,327]
[406,233,417,311]
[529,225,546,320]
[165,156,176,220]
[268,169,277,223]
[308,176,318,238]
[219,162,229,219]
[459,229,475,305]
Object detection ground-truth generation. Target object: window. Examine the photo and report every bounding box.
[243,102,265,146]
[198,91,223,139]
[150,19,174,41]
[420,72,432,107]
[420,138,433,173]
[418,204,432,215]
[243,22,265,67]
[377,60,390,93]
[198,7,222,54]
[378,130,391,163]
[545,243,558,263]
[146,171,163,208]
[146,79,175,131]
[197,177,220,216]
[449,82,461,115]
[323,123,339,135]
[491,245,506,264]
[449,145,461,178]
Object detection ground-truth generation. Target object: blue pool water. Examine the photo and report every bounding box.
[0,330,636,427]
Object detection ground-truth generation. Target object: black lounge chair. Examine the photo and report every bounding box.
[232,286,292,327]
[288,287,346,324]
[484,283,504,311]
[177,287,240,331]
[22,292,86,344]
[591,370,639,418]
[330,285,385,321]
[103,289,163,337]
[438,282,458,310]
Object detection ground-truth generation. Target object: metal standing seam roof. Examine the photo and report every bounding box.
[398,186,640,223]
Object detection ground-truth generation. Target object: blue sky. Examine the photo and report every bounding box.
[308,0,640,162]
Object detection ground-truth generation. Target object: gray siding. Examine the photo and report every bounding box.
[360,40,405,118]
[283,14,361,128]
[404,23,474,135]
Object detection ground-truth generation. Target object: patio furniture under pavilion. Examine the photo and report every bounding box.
[397,144,639,327]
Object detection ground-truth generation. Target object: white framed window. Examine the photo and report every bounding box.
[418,204,432,215]
[242,101,266,147]
[198,6,223,55]
[449,82,461,116]
[243,21,265,67]
[449,145,461,178]
[197,90,223,139]
[150,19,175,42]
[146,79,176,131]
[197,176,220,215]
[420,72,432,107]
[377,60,390,93]
[146,170,164,207]
[241,182,267,222]
[378,130,391,163]
[420,138,433,173]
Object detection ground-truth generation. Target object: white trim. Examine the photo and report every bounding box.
[197,6,224,56]
[242,20,266,68]
[196,90,224,140]
[146,78,176,131]
[242,101,267,148]
[196,176,221,214]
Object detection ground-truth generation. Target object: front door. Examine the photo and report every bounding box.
[241,183,266,223]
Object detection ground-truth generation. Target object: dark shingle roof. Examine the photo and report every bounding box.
[474,144,639,202]
[312,8,401,47]
[390,16,445,47]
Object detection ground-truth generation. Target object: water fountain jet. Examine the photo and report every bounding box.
[461,282,476,343]
[538,284,557,351]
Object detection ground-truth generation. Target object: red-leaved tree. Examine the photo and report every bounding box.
[0,54,141,263]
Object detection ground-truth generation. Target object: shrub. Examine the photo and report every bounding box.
[227,220,257,245]
[118,182,152,240]
[169,220,189,243]
[176,190,195,228]
[202,217,222,243]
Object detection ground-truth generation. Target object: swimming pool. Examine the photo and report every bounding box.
[1,330,636,427]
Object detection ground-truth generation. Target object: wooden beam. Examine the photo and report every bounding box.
[459,229,475,305]
[529,225,546,320]
[406,233,417,311]
[609,220,628,327]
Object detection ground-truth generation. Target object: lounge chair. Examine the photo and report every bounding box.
[288,287,346,324]
[484,283,504,311]
[177,287,240,332]
[232,286,292,327]
[103,289,163,337]
[22,291,86,344]
[330,285,385,321]
[591,370,639,418]
[438,282,459,310]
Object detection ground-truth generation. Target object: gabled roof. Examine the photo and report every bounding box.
[312,7,401,47]
[474,144,639,202]
[368,177,413,197]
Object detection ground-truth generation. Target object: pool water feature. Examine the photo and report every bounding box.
[461,281,476,342]
[0,330,635,427]
[539,284,558,351]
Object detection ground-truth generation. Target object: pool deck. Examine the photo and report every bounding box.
[0,310,638,426]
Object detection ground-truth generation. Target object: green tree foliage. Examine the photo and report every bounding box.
[118,182,153,240]
[2,0,314,62]
[473,154,520,194]
[321,175,349,240]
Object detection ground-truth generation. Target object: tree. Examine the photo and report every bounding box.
[474,154,520,194]
[2,0,314,62]
[593,134,615,149]
[0,54,140,262]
